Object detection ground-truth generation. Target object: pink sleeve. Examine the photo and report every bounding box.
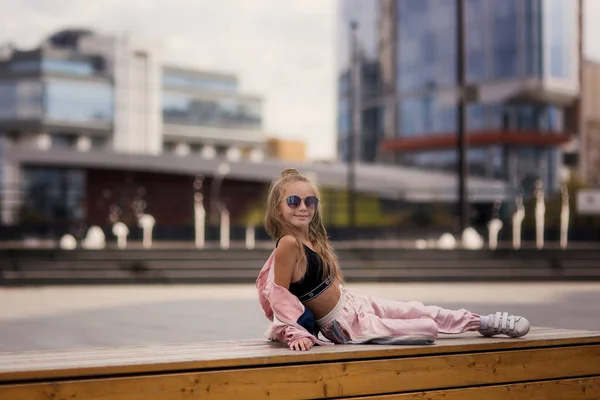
[269,316,321,347]
[266,284,332,347]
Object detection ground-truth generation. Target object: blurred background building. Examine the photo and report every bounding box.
[0,27,511,242]
[580,60,600,186]
[0,29,310,232]
[0,0,599,245]
[337,0,582,195]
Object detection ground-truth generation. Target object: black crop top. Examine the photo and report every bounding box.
[276,237,333,303]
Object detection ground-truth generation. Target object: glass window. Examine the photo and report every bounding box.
[21,167,86,223]
[489,0,519,79]
[544,106,563,132]
[525,0,542,77]
[337,96,350,136]
[162,92,262,128]
[400,147,504,178]
[8,60,41,72]
[162,72,237,93]
[397,0,456,92]
[0,80,44,120]
[399,96,457,137]
[10,59,98,76]
[467,104,486,131]
[44,79,113,124]
[338,138,349,162]
[465,0,486,83]
[361,107,384,162]
[43,59,96,76]
[546,0,573,79]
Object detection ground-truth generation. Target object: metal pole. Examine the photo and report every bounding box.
[456,0,469,231]
[348,20,359,232]
[210,176,223,226]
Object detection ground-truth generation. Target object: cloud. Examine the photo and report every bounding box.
[0,0,337,161]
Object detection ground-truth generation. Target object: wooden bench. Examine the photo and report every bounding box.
[1,327,599,399]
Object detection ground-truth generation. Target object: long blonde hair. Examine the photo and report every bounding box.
[265,168,343,282]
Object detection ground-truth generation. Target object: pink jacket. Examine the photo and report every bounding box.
[256,249,332,347]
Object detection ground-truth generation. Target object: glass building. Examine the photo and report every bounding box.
[337,0,581,193]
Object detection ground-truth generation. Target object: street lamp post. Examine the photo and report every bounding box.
[456,0,470,232]
[348,20,360,232]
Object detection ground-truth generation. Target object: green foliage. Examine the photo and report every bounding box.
[320,188,403,227]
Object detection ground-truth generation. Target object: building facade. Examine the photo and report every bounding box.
[337,0,582,194]
[0,29,269,226]
[579,60,600,186]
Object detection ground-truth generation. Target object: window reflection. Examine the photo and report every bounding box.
[43,59,96,76]
[397,0,457,92]
[547,0,573,79]
[361,107,384,162]
[162,73,237,93]
[162,92,262,128]
[45,79,113,124]
[525,0,542,77]
[9,59,97,76]
[399,97,457,137]
[20,167,86,224]
[402,147,505,179]
[0,80,44,120]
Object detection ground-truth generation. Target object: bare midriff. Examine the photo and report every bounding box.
[302,280,342,320]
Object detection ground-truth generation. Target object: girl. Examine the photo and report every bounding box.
[256,168,530,351]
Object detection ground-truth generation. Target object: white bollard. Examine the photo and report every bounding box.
[245,224,256,250]
[220,208,230,250]
[415,239,428,250]
[436,233,456,250]
[512,196,525,250]
[535,183,545,250]
[487,218,503,250]
[82,226,106,250]
[138,214,156,249]
[462,227,484,250]
[59,234,77,250]
[560,186,569,250]
[194,194,206,249]
[112,222,129,249]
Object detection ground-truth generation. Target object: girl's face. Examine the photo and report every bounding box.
[280,181,318,232]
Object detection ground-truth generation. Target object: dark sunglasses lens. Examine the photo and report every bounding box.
[305,196,319,209]
[286,195,301,208]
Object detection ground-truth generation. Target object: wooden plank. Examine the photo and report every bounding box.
[1,328,599,383]
[351,376,600,400]
[2,345,600,400]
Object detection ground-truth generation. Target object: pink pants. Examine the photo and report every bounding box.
[316,288,481,344]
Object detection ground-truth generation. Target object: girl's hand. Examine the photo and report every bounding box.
[290,338,313,351]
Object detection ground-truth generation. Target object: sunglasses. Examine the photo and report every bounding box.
[283,195,319,210]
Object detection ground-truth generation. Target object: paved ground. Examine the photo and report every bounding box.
[1,282,599,353]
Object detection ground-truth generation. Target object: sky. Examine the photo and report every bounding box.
[2,0,600,162]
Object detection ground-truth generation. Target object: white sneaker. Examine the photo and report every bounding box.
[479,311,531,338]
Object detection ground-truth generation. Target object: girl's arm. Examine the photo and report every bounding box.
[271,235,315,350]
[273,235,297,289]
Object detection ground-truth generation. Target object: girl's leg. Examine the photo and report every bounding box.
[358,294,481,334]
